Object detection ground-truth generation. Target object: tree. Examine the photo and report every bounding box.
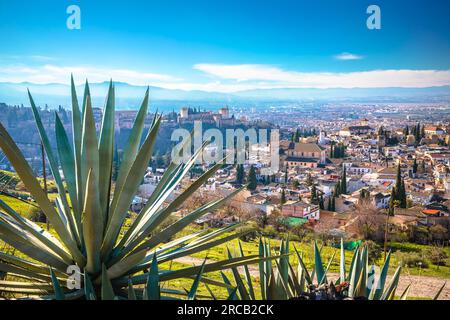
[412,158,418,175]
[284,166,288,184]
[319,194,324,210]
[280,188,286,205]
[340,166,347,194]
[399,179,407,208]
[388,187,398,216]
[236,164,245,184]
[292,179,300,189]
[310,184,317,204]
[359,188,370,202]
[334,181,341,197]
[330,195,336,211]
[394,164,407,208]
[305,173,313,186]
[247,165,257,191]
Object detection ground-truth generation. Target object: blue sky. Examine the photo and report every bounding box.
[0,0,450,91]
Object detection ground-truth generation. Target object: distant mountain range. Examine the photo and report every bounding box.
[1,81,449,111]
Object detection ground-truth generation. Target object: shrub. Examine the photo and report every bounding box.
[365,240,382,264]
[394,251,429,268]
[262,225,277,238]
[425,246,449,266]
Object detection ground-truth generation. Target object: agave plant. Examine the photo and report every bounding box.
[225,238,408,300]
[0,77,271,300]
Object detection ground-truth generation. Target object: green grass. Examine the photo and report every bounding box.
[0,194,37,219]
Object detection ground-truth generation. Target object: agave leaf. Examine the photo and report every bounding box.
[101,264,115,300]
[369,251,391,300]
[238,241,255,300]
[433,281,446,300]
[110,88,149,219]
[118,140,210,258]
[220,271,237,298]
[28,91,74,226]
[287,261,302,296]
[82,169,103,274]
[293,245,312,285]
[0,199,72,264]
[130,227,250,276]
[258,238,267,300]
[340,238,346,283]
[314,241,326,285]
[128,187,244,258]
[0,216,68,270]
[0,280,55,292]
[319,251,336,286]
[347,245,360,282]
[227,248,250,300]
[0,263,52,282]
[188,258,206,300]
[204,282,217,300]
[145,254,160,300]
[380,266,401,300]
[348,247,361,298]
[354,246,368,297]
[55,112,81,243]
[127,278,137,300]
[70,75,83,219]
[121,254,285,287]
[158,228,252,265]
[266,269,285,300]
[49,268,65,300]
[399,283,411,300]
[278,239,289,287]
[102,115,161,259]
[0,251,62,276]
[0,115,84,266]
[84,271,96,300]
[226,286,239,300]
[106,249,147,280]
[120,154,222,255]
[81,80,91,119]
[274,260,293,299]
[81,94,100,217]
[98,81,115,220]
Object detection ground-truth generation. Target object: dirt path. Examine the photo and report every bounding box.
[175,256,449,300]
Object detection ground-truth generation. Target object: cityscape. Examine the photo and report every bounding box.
[0,0,449,307]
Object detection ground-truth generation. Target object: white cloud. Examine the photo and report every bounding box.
[334,52,364,60]
[1,63,450,93]
[0,64,180,85]
[194,64,450,89]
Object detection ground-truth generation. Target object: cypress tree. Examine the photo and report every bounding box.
[395,164,402,194]
[247,165,257,191]
[311,185,317,203]
[341,167,347,194]
[281,188,286,205]
[399,179,407,208]
[389,187,397,216]
[334,181,341,197]
[331,195,336,211]
[319,194,324,210]
[236,164,245,184]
